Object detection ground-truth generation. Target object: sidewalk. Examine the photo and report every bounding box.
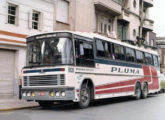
[0,96,38,111]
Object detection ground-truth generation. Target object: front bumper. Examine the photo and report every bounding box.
[21,87,75,101]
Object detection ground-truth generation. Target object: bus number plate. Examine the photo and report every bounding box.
[38,92,45,96]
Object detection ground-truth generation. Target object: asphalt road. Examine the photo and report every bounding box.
[1,93,165,120]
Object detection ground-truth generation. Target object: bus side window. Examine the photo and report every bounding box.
[145,53,153,66]
[113,44,125,61]
[96,39,111,59]
[126,47,135,62]
[96,39,105,57]
[136,50,143,64]
[75,39,95,67]
[153,55,159,69]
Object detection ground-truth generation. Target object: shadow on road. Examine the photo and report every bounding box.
[32,94,158,111]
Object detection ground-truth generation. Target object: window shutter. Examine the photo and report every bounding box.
[56,0,69,23]
[16,6,19,26]
[5,4,8,24]
[28,10,32,29]
[39,12,44,31]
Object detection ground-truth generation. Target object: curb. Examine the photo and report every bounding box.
[0,105,38,112]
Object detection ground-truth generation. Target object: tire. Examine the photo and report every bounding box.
[135,83,141,100]
[78,83,90,109]
[38,101,54,108]
[141,83,148,99]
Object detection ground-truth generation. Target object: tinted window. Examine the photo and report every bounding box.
[96,39,111,58]
[136,50,144,64]
[75,39,94,67]
[112,44,125,60]
[145,53,153,65]
[153,55,159,69]
[126,48,135,62]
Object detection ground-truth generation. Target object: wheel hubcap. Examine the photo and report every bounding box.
[143,85,148,96]
[136,85,141,97]
[81,88,89,104]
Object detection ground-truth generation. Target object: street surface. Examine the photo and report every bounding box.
[1,93,165,120]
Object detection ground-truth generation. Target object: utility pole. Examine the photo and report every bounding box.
[139,0,144,46]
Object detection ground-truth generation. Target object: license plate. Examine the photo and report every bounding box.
[38,92,45,96]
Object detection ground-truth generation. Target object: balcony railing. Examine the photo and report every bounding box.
[94,0,122,15]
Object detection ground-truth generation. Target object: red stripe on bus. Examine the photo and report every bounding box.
[95,65,158,91]
[95,79,138,90]
[96,86,134,94]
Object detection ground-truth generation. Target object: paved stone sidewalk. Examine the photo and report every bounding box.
[0,96,38,111]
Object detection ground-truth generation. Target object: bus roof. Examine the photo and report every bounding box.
[27,31,158,55]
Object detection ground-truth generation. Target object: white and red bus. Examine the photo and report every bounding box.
[21,31,160,108]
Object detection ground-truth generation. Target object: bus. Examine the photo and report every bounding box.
[21,31,160,108]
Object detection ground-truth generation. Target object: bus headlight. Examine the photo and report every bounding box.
[49,91,54,97]
[61,91,66,97]
[31,92,35,97]
[22,92,26,97]
[55,92,60,97]
[27,92,31,97]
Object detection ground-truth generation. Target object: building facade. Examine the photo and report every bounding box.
[157,37,165,74]
[0,0,55,96]
[53,0,155,45]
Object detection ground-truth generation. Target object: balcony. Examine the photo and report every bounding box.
[143,0,153,7]
[118,8,130,22]
[143,18,154,31]
[94,0,122,16]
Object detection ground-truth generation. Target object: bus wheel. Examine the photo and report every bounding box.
[141,83,148,99]
[135,83,141,100]
[38,101,54,108]
[78,83,90,109]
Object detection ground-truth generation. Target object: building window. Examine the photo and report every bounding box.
[100,17,113,35]
[32,11,40,30]
[8,3,17,25]
[117,21,128,40]
[56,0,69,23]
[133,0,136,8]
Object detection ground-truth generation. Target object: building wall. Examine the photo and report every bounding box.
[157,37,165,74]
[53,0,153,43]
[54,0,76,31]
[75,0,95,32]
[0,0,55,96]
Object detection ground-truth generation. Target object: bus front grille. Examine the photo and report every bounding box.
[23,74,65,86]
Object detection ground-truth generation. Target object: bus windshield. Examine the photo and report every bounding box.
[26,37,73,67]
